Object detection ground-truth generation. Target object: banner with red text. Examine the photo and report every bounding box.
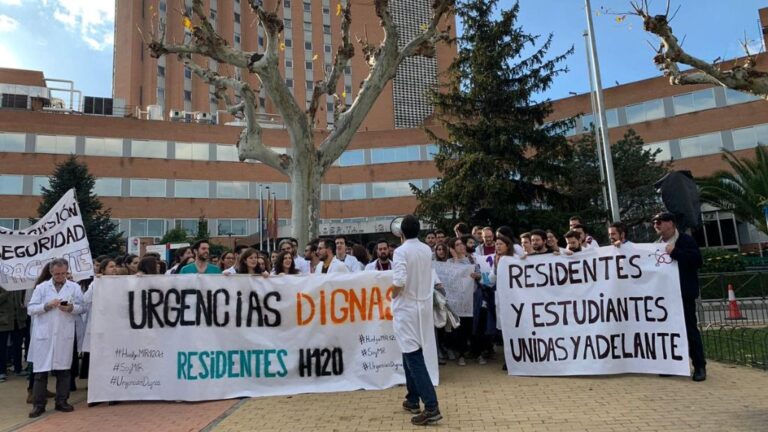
[496,243,690,376]
[87,272,438,402]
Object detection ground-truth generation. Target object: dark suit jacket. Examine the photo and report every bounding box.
[669,233,703,300]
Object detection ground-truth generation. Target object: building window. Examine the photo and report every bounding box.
[303,2,311,12]
[175,219,199,236]
[28,176,46,196]
[217,181,249,199]
[286,78,294,87]
[305,61,313,70]
[130,179,166,197]
[303,21,312,31]
[84,137,123,157]
[370,145,422,164]
[218,219,248,236]
[0,219,19,230]
[306,80,314,90]
[0,175,23,195]
[340,183,366,200]
[216,144,239,161]
[234,33,241,44]
[725,88,761,105]
[322,7,330,15]
[157,87,165,103]
[210,9,216,20]
[159,1,166,12]
[129,219,166,238]
[284,0,291,7]
[372,180,413,199]
[285,38,292,47]
[94,178,122,196]
[184,90,192,101]
[642,141,671,161]
[157,65,165,77]
[36,135,76,154]
[286,59,293,68]
[732,124,768,151]
[0,133,26,152]
[175,142,210,160]
[304,41,312,50]
[673,89,716,116]
[184,67,192,79]
[131,140,167,158]
[625,99,664,124]
[324,44,331,53]
[284,18,292,29]
[323,25,331,35]
[174,180,209,198]
[425,144,438,160]
[234,12,240,23]
[344,66,351,74]
[679,132,723,159]
[337,150,365,166]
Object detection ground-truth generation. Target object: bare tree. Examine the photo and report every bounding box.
[632,0,768,100]
[147,0,453,246]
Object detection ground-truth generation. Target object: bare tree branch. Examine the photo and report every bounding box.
[318,0,455,168]
[632,2,768,99]
[181,56,287,173]
[308,2,354,126]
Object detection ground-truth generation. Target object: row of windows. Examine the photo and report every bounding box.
[0,175,431,201]
[572,87,762,135]
[641,122,768,161]
[0,133,437,166]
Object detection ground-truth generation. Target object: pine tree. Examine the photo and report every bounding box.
[37,155,123,256]
[554,129,670,242]
[413,0,574,232]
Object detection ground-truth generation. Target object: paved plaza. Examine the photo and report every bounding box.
[1,359,767,432]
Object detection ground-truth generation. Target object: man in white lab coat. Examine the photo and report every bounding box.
[392,215,442,426]
[313,238,349,274]
[27,258,84,418]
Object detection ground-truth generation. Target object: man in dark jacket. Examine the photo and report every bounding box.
[653,212,706,381]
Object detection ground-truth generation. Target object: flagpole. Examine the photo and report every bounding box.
[271,191,277,252]
[258,184,263,250]
[585,0,620,222]
[265,186,271,253]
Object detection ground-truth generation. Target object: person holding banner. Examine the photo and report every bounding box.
[392,214,442,425]
[608,221,632,248]
[27,258,84,418]
[653,212,707,382]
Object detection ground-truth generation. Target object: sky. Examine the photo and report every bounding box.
[0,0,765,100]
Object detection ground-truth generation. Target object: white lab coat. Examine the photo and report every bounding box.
[312,258,350,274]
[294,256,311,274]
[392,238,434,354]
[80,283,95,353]
[337,254,361,272]
[27,279,85,372]
[364,260,392,271]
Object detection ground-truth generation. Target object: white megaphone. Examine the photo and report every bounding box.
[390,216,404,238]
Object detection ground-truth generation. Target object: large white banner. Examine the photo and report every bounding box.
[497,243,690,376]
[433,261,475,317]
[88,272,439,403]
[0,189,94,290]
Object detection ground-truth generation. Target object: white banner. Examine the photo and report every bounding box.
[0,189,94,290]
[433,261,475,317]
[497,243,690,376]
[87,272,439,403]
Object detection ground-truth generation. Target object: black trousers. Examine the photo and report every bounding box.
[32,370,70,408]
[683,297,706,369]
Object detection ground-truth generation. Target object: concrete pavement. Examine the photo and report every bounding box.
[2,358,767,432]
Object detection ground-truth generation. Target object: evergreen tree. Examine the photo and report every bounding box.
[37,155,123,256]
[194,216,211,241]
[554,129,670,242]
[413,0,574,232]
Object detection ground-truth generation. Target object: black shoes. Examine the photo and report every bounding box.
[402,400,421,414]
[692,367,707,382]
[411,409,442,425]
[28,406,45,418]
[55,402,75,412]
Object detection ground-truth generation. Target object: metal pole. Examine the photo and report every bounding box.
[265,186,271,253]
[585,0,620,222]
[584,30,609,213]
[258,184,263,249]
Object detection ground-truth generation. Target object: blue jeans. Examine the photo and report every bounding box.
[402,349,438,411]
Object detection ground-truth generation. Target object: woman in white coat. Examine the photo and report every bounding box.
[27,258,84,418]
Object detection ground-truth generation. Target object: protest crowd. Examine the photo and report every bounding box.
[0,211,705,422]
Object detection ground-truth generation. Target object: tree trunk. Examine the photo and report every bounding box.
[289,146,323,248]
